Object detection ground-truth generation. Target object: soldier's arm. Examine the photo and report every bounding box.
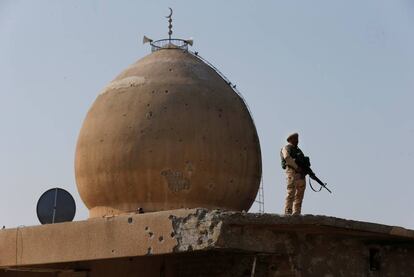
[282,146,299,170]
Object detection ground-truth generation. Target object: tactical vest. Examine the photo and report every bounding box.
[280,145,306,169]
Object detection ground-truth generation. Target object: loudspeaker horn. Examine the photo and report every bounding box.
[185,38,194,46]
[142,35,153,44]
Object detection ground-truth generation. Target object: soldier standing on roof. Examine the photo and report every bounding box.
[280,133,307,215]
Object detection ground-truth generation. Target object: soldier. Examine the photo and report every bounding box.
[280,133,306,215]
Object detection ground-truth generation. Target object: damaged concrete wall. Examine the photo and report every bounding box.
[2,246,413,277]
[1,209,414,276]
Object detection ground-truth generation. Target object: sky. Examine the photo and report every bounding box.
[0,1,413,229]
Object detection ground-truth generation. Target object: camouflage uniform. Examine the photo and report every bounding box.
[281,143,306,215]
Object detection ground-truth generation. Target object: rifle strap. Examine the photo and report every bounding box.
[308,176,322,192]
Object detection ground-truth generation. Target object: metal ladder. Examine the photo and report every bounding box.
[188,51,265,214]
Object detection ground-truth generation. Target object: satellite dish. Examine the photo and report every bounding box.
[36,188,76,224]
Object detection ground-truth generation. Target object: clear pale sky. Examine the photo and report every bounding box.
[1,1,413,228]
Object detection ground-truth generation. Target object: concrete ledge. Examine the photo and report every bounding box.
[0,209,195,268]
[1,209,413,268]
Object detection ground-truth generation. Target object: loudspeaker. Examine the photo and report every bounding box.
[143,35,153,44]
[185,38,193,46]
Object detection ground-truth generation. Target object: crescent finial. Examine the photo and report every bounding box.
[166,7,173,18]
[166,8,173,40]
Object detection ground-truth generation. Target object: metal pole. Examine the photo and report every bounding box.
[52,188,58,223]
[250,256,257,277]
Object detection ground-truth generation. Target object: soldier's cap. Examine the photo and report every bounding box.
[286,133,299,142]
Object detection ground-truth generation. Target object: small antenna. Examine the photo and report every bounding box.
[166,7,173,41]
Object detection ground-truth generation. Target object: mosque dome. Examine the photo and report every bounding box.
[75,39,262,218]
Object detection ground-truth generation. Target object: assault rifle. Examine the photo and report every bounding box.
[296,156,332,194]
[306,169,332,194]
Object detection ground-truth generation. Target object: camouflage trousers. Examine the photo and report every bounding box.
[284,171,306,215]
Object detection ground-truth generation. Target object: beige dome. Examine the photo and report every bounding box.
[75,49,262,218]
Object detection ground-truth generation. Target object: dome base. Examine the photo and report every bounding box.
[88,202,242,218]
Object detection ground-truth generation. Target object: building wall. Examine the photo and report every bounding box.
[1,234,413,277]
[1,211,413,277]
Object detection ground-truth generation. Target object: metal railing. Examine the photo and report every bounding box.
[151,39,189,52]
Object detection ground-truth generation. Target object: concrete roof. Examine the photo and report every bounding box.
[1,209,413,270]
